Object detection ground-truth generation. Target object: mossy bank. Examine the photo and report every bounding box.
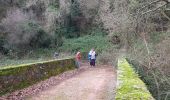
[116,59,154,100]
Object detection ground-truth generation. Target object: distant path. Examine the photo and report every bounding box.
[26,64,116,100]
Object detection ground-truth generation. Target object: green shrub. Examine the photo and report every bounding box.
[47,5,59,13]
[86,27,107,36]
[59,35,112,53]
[70,0,82,17]
[30,29,51,48]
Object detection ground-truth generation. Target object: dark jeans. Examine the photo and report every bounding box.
[90,59,95,66]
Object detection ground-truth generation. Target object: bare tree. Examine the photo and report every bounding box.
[1,8,39,47]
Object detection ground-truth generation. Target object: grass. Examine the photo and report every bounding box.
[0,59,42,68]
[0,57,74,70]
[0,48,73,68]
[59,35,111,53]
[116,59,154,100]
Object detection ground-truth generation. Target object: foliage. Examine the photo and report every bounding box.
[86,27,107,36]
[29,29,51,48]
[59,35,112,53]
[116,59,154,100]
[70,0,82,17]
[0,35,8,54]
[47,6,58,13]
[56,26,78,38]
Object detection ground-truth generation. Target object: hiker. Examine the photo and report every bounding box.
[88,49,93,63]
[53,52,59,59]
[91,50,97,67]
[89,49,97,67]
[75,51,81,68]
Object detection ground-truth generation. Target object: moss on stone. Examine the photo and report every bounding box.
[115,59,154,100]
[0,58,76,96]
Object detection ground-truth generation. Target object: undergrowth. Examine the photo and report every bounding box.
[127,32,170,100]
[59,35,112,53]
[0,48,73,68]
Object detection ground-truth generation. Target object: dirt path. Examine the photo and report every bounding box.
[25,65,116,100]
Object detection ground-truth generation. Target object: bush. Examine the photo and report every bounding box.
[29,29,51,48]
[59,35,112,53]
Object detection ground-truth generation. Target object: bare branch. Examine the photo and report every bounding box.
[165,8,170,10]
[152,72,161,100]
[141,32,151,69]
[142,3,167,15]
[139,0,161,11]
[165,92,170,100]
[137,0,170,16]
[161,10,170,21]
[162,0,170,3]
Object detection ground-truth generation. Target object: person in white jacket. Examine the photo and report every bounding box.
[88,49,93,62]
[90,49,97,67]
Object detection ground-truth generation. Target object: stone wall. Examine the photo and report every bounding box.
[0,58,76,95]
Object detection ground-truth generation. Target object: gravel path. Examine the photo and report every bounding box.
[1,63,116,100]
[26,65,116,100]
